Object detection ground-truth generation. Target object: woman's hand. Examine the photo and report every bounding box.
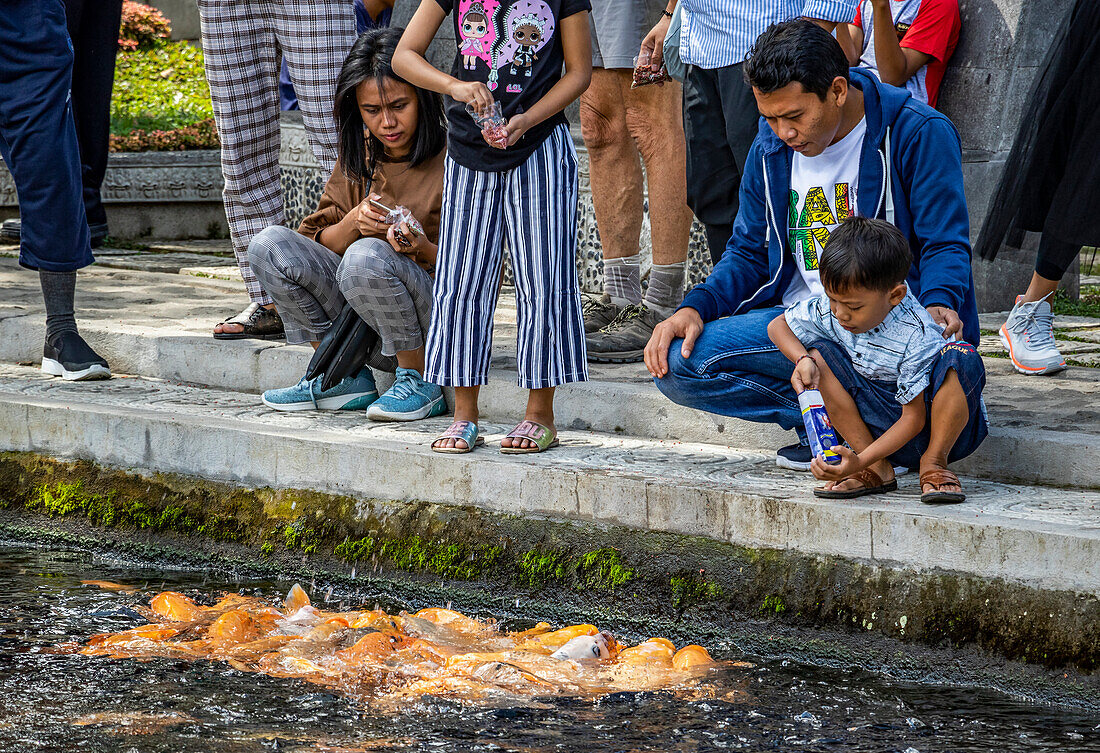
[450,80,494,115]
[492,113,531,149]
[354,193,391,237]
[386,219,436,271]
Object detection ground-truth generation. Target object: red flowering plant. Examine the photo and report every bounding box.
[118,1,172,52]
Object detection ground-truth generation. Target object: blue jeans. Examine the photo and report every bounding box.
[654,307,805,439]
[812,339,988,469]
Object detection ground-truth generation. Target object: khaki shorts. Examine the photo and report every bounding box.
[589,0,667,69]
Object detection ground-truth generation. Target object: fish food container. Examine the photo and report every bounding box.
[798,389,841,464]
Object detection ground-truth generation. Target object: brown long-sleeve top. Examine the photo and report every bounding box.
[297,146,446,246]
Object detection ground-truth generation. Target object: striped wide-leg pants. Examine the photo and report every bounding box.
[425,125,588,389]
[197,0,356,306]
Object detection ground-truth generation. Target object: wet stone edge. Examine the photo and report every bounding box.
[1,450,1099,705]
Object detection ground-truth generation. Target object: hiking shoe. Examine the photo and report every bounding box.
[586,303,663,363]
[776,442,812,471]
[1000,294,1066,375]
[582,293,624,334]
[261,367,378,411]
[42,331,111,381]
[366,367,447,422]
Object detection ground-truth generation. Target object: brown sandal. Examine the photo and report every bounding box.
[213,303,285,340]
[814,467,898,499]
[920,469,966,504]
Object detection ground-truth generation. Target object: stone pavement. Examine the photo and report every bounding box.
[2,256,1099,488]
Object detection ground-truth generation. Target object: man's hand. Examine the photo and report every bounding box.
[638,13,672,72]
[791,356,820,393]
[644,307,704,379]
[926,306,962,339]
[810,445,863,481]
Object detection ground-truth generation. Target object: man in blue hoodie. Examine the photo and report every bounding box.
[643,19,978,471]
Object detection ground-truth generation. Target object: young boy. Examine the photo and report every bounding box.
[767,217,986,503]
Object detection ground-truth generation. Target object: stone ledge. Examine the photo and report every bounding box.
[1,364,1099,597]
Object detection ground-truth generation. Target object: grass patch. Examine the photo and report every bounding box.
[1052,288,1100,320]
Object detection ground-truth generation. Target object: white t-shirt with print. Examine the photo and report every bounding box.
[782,117,867,307]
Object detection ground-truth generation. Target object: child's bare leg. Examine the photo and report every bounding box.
[433,385,480,450]
[810,348,895,491]
[920,369,967,494]
[501,387,555,450]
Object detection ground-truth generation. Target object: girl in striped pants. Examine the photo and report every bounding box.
[395,0,593,454]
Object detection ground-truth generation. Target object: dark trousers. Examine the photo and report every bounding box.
[0,0,92,271]
[63,0,124,228]
[682,63,760,264]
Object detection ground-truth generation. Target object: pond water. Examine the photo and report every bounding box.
[2,543,1099,753]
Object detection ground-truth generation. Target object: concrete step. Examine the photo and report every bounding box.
[2,363,1098,596]
[2,258,1099,490]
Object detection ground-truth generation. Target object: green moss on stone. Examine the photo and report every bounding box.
[517,548,571,588]
[670,571,724,612]
[575,547,633,591]
[762,594,787,614]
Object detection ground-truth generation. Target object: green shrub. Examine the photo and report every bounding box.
[110,118,219,152]
[111,41,213,137]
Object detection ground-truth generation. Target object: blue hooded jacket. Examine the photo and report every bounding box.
[679,67,980,346]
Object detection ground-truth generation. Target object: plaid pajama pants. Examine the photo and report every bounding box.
[247,226,433,370]
[197,0,356,306]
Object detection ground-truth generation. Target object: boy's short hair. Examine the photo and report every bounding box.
[743,19,850,99]
[820,217,912,292]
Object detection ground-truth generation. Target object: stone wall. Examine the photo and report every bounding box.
[939,0,1077,309]
[147,0,201,41]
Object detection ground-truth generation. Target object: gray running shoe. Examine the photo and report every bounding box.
[999,294,1066,375]
[586,303,664,363]
[582,293,623,334]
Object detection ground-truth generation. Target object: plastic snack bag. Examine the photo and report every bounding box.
[631,53,672,89]
[369,197,423,248]
[465,101,509,149]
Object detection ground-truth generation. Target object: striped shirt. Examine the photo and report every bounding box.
[679,0,860,68]
[784,290,947,404]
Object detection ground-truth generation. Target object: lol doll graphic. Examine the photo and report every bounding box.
[495,1,555,84]
[458,0,497,71]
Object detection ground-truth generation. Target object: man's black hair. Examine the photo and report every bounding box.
[333,27,447,185]
[743,19,850,99]
[820,217,913,292]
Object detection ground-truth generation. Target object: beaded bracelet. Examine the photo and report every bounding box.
[796,354,817,366]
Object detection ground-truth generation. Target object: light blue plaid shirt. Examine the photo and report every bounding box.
[679,0,859,68]
[784,290,948,405]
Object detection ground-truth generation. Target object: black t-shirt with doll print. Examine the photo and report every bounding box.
[434,0,591,171]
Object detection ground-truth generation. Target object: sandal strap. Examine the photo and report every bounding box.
[435,420,479,444]
[920,469,960,488]
[504,420,556,450]
[222,302,262,326]
[851,467,885,490]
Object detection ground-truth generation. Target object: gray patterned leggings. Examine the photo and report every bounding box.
[247,226,433,371]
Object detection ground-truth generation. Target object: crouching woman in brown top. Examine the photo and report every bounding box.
[249,28,447,420]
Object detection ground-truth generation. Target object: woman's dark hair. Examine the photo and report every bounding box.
[333,27,446,186]
[820,217,913,293]
[743,19,850,99]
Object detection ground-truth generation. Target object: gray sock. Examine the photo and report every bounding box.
[603,254,642,308]
[644,261,686,318]
[39,270,78,341]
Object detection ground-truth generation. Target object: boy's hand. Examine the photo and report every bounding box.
[926,306,963,339]
[810,445,861,481]
[791,356,820,393]
[450,80,494,114]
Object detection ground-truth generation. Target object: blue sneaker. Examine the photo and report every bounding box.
[261,367,378,412]
[366,367,446,422]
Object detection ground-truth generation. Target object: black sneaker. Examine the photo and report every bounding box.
[42,331,111,381]
[0,219,107,248]
[776,442,812,471]
[582,293,623,335]
[586,303,664,363]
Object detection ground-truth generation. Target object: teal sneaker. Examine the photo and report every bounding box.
[366,367,446,422]
[261,367,378,412]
